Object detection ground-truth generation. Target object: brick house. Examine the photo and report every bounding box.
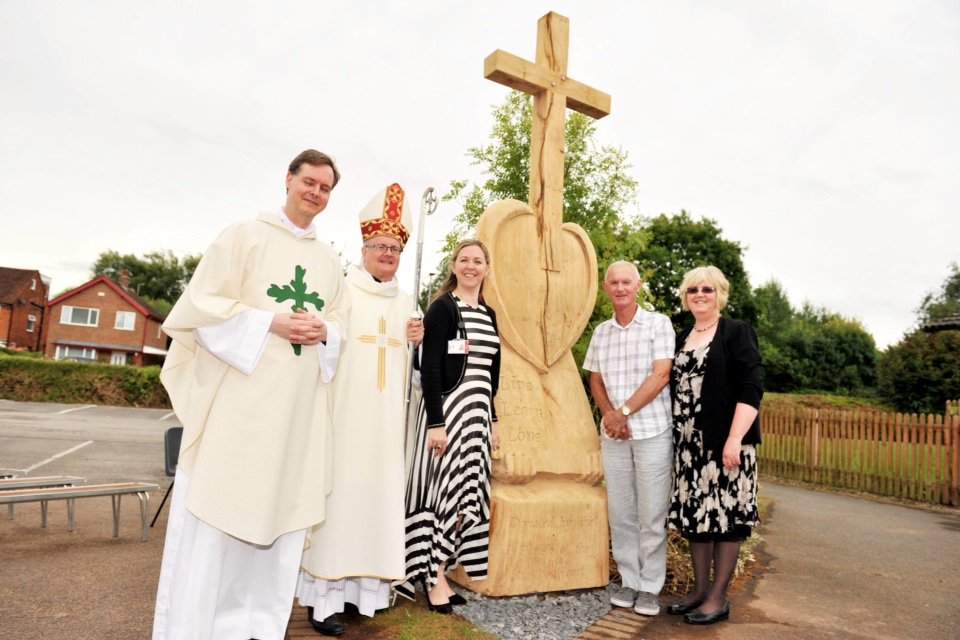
[0,266,51,352]
[43,273,168,366]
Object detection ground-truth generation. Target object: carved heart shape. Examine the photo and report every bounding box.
[477,199,597,372]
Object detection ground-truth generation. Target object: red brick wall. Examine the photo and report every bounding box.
[45,282,161,363]
[0,305,11,344]
[1,274,47,351]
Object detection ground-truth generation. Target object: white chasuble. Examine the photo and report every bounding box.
[299,264,412,590]
[160,213,348,545]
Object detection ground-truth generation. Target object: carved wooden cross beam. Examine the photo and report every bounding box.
[483,12,611,271]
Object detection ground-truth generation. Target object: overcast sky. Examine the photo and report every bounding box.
[2,1,957,349]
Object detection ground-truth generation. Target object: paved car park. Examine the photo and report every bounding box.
[0,399,177,485]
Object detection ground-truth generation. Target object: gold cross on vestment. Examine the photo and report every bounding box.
[484,11,611,271]
[358,316,403,391]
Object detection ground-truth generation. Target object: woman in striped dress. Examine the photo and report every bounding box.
[397,239,501,613]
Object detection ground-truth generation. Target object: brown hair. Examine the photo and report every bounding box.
[288,149,341,188]
[432,239,491,302]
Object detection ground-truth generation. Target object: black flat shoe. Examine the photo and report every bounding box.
[667,596,706,615]
[307,609,345,636]
[449,593,467,606]
[684,601,730,625]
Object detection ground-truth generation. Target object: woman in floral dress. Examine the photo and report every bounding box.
[667,266,763,625]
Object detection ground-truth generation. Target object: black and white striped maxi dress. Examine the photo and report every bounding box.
[397,296,500,598]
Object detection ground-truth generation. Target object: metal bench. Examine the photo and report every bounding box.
[0,482,160,542]
[0,475,86,520]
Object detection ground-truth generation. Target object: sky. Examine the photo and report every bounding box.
[1,1,958,349]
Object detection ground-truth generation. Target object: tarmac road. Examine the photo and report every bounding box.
[629,483,960,640]
[2,399,959,640]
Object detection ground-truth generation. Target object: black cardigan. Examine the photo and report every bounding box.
[420,292,500,428]
[673,316,763,458]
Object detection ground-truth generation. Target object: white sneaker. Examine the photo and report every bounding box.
[634,591,661,616]
[609,585,638,608]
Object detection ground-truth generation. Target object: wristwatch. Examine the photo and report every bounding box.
[621,405,631,417]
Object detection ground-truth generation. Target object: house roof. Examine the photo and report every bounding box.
[0,267,42,304]
[47,276,166,321]
[923,312,960,332]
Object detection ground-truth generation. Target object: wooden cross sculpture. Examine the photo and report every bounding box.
[484,12,610,272]
[479,12,609,375]
[460,12,612,596]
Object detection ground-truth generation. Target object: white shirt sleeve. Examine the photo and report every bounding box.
[313,321,342,383]
[194,310,273,375]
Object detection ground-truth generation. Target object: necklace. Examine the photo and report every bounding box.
[694,318,719,333]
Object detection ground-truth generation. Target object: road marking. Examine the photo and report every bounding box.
[24,441,94,472]
[159,412,177,421]
[56,405,96,415]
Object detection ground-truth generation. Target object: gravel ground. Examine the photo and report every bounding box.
[450,584,616,640]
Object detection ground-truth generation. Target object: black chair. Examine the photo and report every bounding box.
[150,426,183,527]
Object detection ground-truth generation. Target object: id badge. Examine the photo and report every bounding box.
[448,338,469,355]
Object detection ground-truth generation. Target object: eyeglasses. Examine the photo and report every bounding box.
[686,286,716,295]
[365,243,402,255]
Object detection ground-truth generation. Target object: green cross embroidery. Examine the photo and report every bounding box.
[266,264,325,355]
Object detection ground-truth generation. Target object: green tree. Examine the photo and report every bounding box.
[917,261,960,325]
[441,91,642,377]
[791,304,877,392]
[754,282,877,393]
[877,330,960,413]
[442,91,638,252]
[91,249,200,311]
[879,263,960,412]
[754,280,798,391]
[637,211,757,328]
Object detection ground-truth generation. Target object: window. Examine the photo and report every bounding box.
[115,311,136,331]
[31,278,37,290]
[110,351,131,365]
[26,315,36,332]
[54,345,97,361]
[60,306,99,327]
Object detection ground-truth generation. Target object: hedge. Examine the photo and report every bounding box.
[0,355,170,408]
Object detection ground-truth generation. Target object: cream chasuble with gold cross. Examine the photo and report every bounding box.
[299,263,412,593]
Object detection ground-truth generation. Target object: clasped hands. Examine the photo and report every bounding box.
[271,309,326,346]
[600,409,630,440]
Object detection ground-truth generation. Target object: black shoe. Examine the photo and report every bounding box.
[667,595,706,615]
[427,599,453,614]
[449,593,467,606]
[307,609,345,636]
[684,601,730,625]
[420,578,453,614]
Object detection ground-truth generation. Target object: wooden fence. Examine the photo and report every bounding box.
[947,399,959,416]
[759,407,960,506]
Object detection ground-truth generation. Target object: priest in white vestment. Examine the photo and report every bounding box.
[296,183,423,636]
[153,150,349,640]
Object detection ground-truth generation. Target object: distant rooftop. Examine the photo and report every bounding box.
[923,312,960,332]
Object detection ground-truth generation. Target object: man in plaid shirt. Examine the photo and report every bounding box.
[583,260,675,617]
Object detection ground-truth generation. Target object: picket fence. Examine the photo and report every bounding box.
[759,406,960,506]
